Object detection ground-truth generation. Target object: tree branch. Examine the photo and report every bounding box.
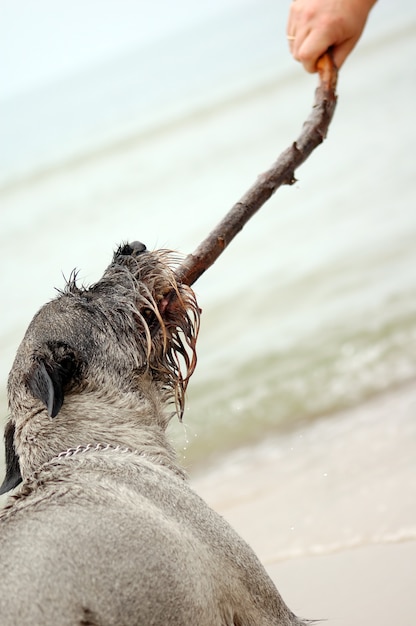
[175,52,338,287]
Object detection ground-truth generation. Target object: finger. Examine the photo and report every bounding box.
[286,0,297,34]
[295,30,335,73]
[286,8,297,49]
[331,37,360,69]
[286,0,304,46]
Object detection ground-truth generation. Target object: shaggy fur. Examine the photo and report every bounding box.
[0,241,308,625]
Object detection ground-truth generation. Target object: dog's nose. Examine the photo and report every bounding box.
[118,241,147,257]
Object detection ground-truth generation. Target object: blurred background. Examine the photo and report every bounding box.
[1,1,415,623]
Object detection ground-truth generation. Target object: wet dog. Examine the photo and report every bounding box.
[0,241,307,625]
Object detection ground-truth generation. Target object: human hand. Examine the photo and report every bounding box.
[287,0,377,73]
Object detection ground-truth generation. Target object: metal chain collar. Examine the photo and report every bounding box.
[52,443,138,462]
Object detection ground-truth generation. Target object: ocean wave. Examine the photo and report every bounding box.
[263,528,416,564]
[173,296,416,463]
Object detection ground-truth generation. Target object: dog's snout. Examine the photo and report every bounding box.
[118,241,147,257]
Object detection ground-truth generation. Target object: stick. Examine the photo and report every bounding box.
[175,52,338,287]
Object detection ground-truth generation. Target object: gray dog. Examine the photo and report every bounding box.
[0,241,308,625]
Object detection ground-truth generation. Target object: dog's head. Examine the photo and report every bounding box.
[0,242,200,494]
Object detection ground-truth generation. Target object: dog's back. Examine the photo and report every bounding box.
[0,450,303,625]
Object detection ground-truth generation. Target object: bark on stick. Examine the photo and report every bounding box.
[176,52,338,287]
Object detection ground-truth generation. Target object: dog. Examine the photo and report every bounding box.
[0,241,308,625]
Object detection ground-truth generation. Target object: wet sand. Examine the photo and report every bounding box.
[191,384,416,625]
[267,541,416,625]
[193,473,415,626]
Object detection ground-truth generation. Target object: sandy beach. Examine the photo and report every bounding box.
[191,384,416,625]
[267,542,416,625]
[191,488,416,626]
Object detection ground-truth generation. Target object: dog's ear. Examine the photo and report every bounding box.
[0,421,22,495]
[26,348,81,419]
[27,359,65,418]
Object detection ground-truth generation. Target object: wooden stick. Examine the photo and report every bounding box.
[175,52,338,287]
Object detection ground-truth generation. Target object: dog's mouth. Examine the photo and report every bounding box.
[141,291,172,334]
[156,292,170,316]
[114,240,191,327]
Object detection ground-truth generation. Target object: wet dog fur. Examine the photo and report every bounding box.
[0,241,308,625]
